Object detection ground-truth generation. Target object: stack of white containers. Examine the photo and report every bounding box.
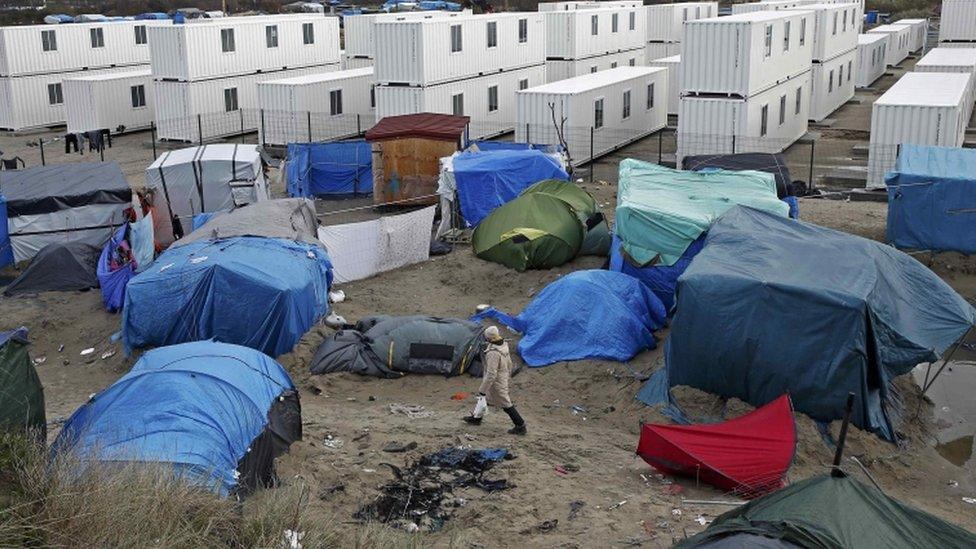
[538,1,642,12]
[731,0,815,14]
[64,69,155,134]
[542,5,645,83]
[896,18,928,53]
[0,20,167,131]
[644,2,716,62]
[785,3,860,122]
[514,66,668,164]
[372,12,546,139]
[149,14,341,142]
[257,67,375,146]
[647,55,681,115]
[868,23,912,66]
[854,33,887,87]
[342,10,470,69]
[939,0,976,46]
[677,11,814,163]
[866,72,971,187]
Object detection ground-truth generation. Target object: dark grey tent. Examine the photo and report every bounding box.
[4,241,101,296]
[310,316,507,378]
[682,153,793,198]
[173,198,321,249]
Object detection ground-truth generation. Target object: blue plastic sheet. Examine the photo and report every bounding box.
[286,141,372,198]
[192,212,216,231]
[0,192,11,269]
[471,270,666,367]
[122,237,332,357]
[609,232,704,312]
[454,150,568,226]
[647,206,976,441]
[51,341,295,496]
[885,144,976,254]
[130,214,155,273]
[96,225,135,313]
[468,141,560,154]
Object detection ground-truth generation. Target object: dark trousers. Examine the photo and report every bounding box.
[503,406,525,427]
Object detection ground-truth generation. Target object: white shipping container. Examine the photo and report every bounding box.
[374,13,545,86]
[539,1,642,12]
[515,66,668,164]
[677,71,811,164]
[645,42,681,63]
[731,0,816,15]
[544,7,646,60]
[155,64,338,142]
[64,69,155,134]
[867,24,911,66]
[257,67,375,146]
[896,18,928,52]
[940,0,976,43]
[342,55,374,70]
[644,2,717,43]
[343,10,470,58]
[0,66,135,131]
[0,20,167,77]
[783,3,860,62]
[682,11,814,97]
[149,14,340,82]
[808,48,855,121]
[544,48,644,83]
[647,55,680,115]
[914,47,976,121]
[374,64,546,140]
[866,72,970,187]
[854,33,886,87]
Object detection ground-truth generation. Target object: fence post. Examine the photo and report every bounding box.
[197,114,203,144]
[357,114,362,136]
[808,139,816,191]
[260,109,266,148]
[151,122,157,159]
[525,123,530,143]
[39,138,45,166]
[731,134,736,154]
[100,140,105,162]
[307,111,313,143]
[239,109,245,144]
[589,126,594,184]
[658,130,663,164]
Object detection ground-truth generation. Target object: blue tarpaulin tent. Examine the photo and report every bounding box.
[96,225,135,312]
[286,141,372,198]
[122,237,332,357]
[642,207,976,441]
[0,192,11,269]
[454,150,568,226]
[609,233,705,312]
[51,341,301,497]
[472,270,667,367]
[885,144,976,254]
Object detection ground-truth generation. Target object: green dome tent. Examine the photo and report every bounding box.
[0,328,45,440]
[472,180,610,271]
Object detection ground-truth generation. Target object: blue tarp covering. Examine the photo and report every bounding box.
[454,150,568,226]
[96,225,135,312]
[286,141,372,198]
[472,270,667,367]
[51,341,295,496]
[645,206,976,441]
[467,141,560,153]
[609,233,705,312]
[122,237,332,357]
[0,192,11,269]
[885,145,976,254]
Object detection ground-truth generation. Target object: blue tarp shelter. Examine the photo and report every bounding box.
[454,150,568,226]
[885,144,976,254]
[286,141,372,198]
[609,233,705,312]
[0,192,11,269]
[472,270,667,367]
[467,141,560,154]
[51,341,301,497]
[96,225,135,312]
[642,207,976,441]
[122,237,332,357]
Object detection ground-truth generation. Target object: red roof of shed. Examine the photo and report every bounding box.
[365,113,470,142]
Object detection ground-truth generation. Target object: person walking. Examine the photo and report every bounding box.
[463,326,527,435]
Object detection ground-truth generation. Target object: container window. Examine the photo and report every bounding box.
[221,28,235,52]
[591,15,598,36]
[842,10,847,32]
[610,61,618,68]
[47,83,63,105]
[629,11,635,31]
[760,104,768,136]
[594,98,604,129]
[519,78,529,90]
[847,60,853,82]
[779,94,786,125]
[682,8,688,21]
[519,18,528,43]
[451,24,462,52]
[622,90,631,119]
[612,13,619,33]
[487,21,497,48]
[783,21,790,51]
[134,25,147,45]
[131,85,146,108]
[832,12,837,35]
[41,29,57,52]
[838,64,843,86]
[800,18,806,46]
[590,65,598,73]
[696,6,701,18]
[629,57,636,66]
[224,88,239,112]
[330,90,344,116]
[647,83,654,109]
[452,93,464,116]
[90,28,104,49]
[795,87,801,115]
[828,70,834,92]
[303,22,315,45]
[266,25,279,48]
[764,25,772,57]
[871,49,875,66]
[488,85,499,112]
[370,85,376,108]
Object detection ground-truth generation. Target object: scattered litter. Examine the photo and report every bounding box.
[563,463,580,472]
[282,529,303,549]
[671,509,682,517]
[368,395,375,401]
[322,435,343,450]
[451,392,470,401]
[346,397,356,402]
[324,312,347,328]
[80,348,95,356]
[475,304,490,313]
[328,290,345,303]
[949,480,959,488]
[608,500,627,510]
[33,356,46,365]
[695,514,711,526]
[382,441,418,453]
[405,523,420,533]
[353,429,370,442]
[362,468,376,473]
[520,519,558,535]
[389,403,435,419]
[568,500,585,521]
[964,497,976,505]
[318,484,345,500]
[943,406,951,413]
[100,349,116,360]
[554,465,568,476]
[571,405,588,415]
[189,256,208,264]
[58,344,64,352]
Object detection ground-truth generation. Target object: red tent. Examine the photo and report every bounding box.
[636,394,796,498]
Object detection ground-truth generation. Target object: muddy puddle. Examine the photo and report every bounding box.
[913,341,976,470]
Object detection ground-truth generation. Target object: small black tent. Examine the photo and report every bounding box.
[4,241,101,296]
[682,153,793,198]
[0,328,45,439]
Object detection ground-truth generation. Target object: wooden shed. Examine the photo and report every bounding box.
[365,113,469,206]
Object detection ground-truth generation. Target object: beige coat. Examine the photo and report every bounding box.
[478,341,513,408]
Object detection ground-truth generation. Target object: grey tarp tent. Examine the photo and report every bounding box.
[643,206,975,441]
[0,162,131,263]
[310,316,500,378]
[4,241,101,296]
[172,198,321,249]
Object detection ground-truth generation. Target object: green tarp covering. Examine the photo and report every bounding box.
[680,474,976,549]
[0,328,45,439]
[472,180,609,271]
[616,159,790,267]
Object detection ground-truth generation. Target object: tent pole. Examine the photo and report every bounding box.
[920,325,973,396]
[831,392,855,477]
